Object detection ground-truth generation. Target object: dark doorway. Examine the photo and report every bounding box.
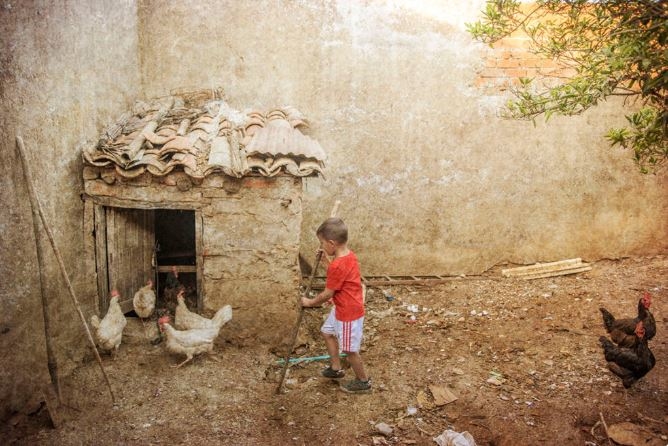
[154,209,198,312]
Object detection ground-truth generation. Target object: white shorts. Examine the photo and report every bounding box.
[321,308,365,353]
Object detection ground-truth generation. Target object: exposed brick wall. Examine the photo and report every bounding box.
[475,34,575,94]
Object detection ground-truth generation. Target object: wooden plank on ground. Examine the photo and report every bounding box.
[502,258,584,277]
[517,264,592,280]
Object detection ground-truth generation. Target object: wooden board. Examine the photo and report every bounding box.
[94,205,109,314]
[502,258,584,277]
[105,207,155,313]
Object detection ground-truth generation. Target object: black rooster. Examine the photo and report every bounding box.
[599,320,655,388]
[599,291,656,347]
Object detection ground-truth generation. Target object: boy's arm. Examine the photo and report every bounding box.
[302,288,335,307]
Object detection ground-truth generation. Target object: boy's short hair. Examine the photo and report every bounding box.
[316,217,348,244]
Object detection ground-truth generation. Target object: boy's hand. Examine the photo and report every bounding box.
[301,296,315,307]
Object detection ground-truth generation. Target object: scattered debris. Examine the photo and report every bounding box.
[486,371,505,386]
[5,257,665,445]
[368,308,394,319]
[380,289,395,301]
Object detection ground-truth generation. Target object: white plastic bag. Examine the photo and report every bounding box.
[433,429,477,446]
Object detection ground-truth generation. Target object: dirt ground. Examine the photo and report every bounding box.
[2,256,667,446]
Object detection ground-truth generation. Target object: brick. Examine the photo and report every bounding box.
[496,58,523,68]
[479,68,506,78]
[503,68,529,78]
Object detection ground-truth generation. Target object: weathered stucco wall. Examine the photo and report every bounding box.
[138,0,667,275]
[200,176,303,343]
[0,1,140,420]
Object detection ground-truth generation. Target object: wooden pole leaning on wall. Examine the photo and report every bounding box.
[15,136,116,405]
[27,167,61,403]
[276,200,341,394]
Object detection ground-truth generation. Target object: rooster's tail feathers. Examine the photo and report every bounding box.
[599,307,615,332]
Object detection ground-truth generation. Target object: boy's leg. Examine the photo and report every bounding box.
[321,308,344,378]
[339,349,372,393]
[337,316,372,393]
[323,332,341,370]
[343,351,367,381]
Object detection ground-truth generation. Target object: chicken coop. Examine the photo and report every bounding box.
[81,90,326,340]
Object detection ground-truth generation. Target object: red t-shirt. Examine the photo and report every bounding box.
[326,251,365,322]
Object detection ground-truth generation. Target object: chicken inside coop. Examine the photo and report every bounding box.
[154,209,198,313]
[159,270,198,313]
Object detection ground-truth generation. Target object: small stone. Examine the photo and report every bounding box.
[375,422,393,436]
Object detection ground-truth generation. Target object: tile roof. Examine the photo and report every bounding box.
[82,91,326,179]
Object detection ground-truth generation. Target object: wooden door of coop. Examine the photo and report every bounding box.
[103,207,155,314]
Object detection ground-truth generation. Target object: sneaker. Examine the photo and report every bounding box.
[340,378,372,394]
[321,366,345,379]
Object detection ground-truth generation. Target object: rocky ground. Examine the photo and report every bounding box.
[1,255,667,445]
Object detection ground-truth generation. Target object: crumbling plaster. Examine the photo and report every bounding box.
[137,0,668,275]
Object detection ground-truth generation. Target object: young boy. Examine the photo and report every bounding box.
[301,217,371,393]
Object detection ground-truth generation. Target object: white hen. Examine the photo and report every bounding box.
[158,315,220,368]
[90,290,127,357]
[133,279,156,320]
[175,289,233,332]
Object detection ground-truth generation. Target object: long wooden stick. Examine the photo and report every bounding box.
[276,200,340,394]
[15,136,116,404]
[28,177,61,402]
